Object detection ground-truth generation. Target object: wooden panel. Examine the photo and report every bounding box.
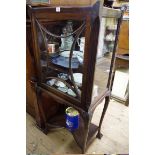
[26,28,60,119]
[27,0,99,6]
[26,46,60,119]
[117,20,129,55]
[26,44,36,117]
[50,0,98,6]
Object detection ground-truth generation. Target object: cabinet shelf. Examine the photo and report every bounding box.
[40,51,83,74]
[73,122,99,149]
[46,109,99,150]
[104,39,115,42]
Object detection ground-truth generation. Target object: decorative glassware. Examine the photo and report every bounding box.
[60,21,74,51]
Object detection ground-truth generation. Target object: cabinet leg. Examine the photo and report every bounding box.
[82,148,85,154]
[33,88,43,128]
[81,112,93,154]
[37,90,48,133]
[96,131,103,139]
[96,96,110,139]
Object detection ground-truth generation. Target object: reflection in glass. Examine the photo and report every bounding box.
[92,17,118,103]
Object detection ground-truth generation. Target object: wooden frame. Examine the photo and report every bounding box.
[27,0,50,6]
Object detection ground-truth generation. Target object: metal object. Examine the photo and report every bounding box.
[66,107,79,131]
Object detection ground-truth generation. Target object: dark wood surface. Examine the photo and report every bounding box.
[26,19,60,120]
[26,44,36,117]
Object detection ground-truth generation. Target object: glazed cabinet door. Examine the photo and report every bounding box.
[31,12,89,107]
[91,17,119,105]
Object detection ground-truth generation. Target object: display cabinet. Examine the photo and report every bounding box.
[27,1,124,153]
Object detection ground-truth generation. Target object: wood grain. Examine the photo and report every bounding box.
[117,20,129,55]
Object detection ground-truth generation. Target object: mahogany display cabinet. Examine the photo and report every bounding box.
[26,1,125,153]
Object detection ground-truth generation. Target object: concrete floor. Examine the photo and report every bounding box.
[26,99,128,154]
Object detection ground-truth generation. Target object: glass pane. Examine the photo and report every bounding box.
[92,17,118,103]
[35,19,86,100]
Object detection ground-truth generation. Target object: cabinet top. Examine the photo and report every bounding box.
[27,0,99,7]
